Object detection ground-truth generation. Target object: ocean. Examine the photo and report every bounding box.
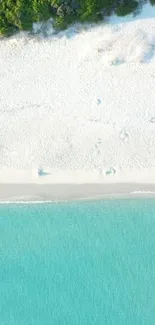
[0,199,155,325]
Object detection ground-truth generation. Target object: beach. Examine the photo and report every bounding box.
[1,3,155,200]
[1,3,155,319]
[1,180,155,202]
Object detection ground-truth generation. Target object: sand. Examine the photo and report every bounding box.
[0,168,155,202]
[0,3,155,201]
[0,183,155,202]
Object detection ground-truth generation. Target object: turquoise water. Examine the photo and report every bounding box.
[1,199,155,325]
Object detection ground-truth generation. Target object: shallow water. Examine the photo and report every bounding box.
[1,199,155,325]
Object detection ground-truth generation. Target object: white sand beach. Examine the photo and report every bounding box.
[1,183,155,202]
[1,3,155,200]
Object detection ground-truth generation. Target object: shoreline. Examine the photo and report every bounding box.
[1,183,155,203]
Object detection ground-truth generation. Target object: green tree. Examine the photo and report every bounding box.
[116,0,138,16]
[0,0,142,36]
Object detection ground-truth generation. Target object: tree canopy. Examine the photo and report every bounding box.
[0,0,152,36]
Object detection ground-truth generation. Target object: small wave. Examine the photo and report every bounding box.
[131,191,155,194]
[0,200,62,204]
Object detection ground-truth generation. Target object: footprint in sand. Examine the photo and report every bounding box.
[119,129,129,142]
[97,99,102,105]
[95,144,101,155]
[88,118,101,123]
[150,117,155,123]
[95,138,102,155]
[97,137,102,144]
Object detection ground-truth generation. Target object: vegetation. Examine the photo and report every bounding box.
[0,0,153,36]
[0,0,52,35]
[116,0,138,16]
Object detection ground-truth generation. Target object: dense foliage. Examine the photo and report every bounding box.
[0,0,153,36]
